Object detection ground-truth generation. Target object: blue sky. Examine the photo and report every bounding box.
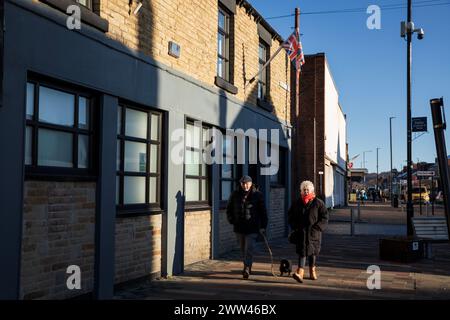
[249,0,450,173]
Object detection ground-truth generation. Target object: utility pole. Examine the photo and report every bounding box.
[406,0,413,236]
[390,117,395,205]
[376,147,381,192]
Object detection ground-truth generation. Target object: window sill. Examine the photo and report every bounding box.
[116,205,164,217]
[185,202,212,212]
[215,76,238,95]
[40,0,109,33]
[25,168,97,182]
[257,98,274,112]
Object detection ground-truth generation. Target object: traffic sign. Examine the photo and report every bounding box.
[416,171,435,177]
[412,117,427,132]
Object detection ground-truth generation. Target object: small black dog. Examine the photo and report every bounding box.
[279,259,292,276]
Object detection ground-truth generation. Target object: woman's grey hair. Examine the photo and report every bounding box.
[300,180,315,193]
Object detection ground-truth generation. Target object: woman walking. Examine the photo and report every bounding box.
[288,180,329,283]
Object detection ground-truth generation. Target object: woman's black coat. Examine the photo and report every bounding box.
[288,197,329,256]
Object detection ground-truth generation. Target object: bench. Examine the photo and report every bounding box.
[412,216,449,258]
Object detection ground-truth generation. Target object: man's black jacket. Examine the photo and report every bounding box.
[226,187,268,234]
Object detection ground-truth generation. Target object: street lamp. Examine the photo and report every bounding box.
[362,150,372,183]
[376,147,381,191]
[401,0,425,236]
[390,117,396,205]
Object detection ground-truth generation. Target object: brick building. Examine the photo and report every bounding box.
[292,53,347,208]
[0,0,292,299]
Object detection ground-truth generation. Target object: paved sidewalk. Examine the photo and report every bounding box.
[114,231,450,300]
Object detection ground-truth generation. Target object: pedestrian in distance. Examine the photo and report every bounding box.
[288,180,329,283]
[226,175,268,279]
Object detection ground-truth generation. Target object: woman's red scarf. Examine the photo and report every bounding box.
[301,193,316,205]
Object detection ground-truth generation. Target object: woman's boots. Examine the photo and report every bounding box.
[293,266,318,283]
[310,266,318,280]
[292,268,304,283]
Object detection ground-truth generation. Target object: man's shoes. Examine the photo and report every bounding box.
[310,266,318,280]
[243,266,250,279]
[292,268,304,283]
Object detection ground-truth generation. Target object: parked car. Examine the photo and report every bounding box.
[403,187,430,204]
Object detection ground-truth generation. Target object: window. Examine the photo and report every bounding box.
[116,105,162,213]
[217,7,230,82]
[258,40,270,100]
[25,80,95,176]
[220,135,242,203]
[185,122,210,205]
[76,0,92,10]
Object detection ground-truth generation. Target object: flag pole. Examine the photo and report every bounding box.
[295,7,300,119]
[246,45,284,86]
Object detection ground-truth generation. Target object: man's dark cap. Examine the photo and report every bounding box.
[240,175,252,183]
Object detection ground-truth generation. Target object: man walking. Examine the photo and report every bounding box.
[226,176,268,279]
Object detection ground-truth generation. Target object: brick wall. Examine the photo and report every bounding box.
[95,0,290,123]
[114,214,162,284]
[20,181,96,300]
[184,210,211,266]
[268,187,285,239]
[218,209,239,256]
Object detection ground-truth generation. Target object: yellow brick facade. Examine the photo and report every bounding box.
[94,0,291,123]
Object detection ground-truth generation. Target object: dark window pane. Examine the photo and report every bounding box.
[221,181,232,201]
[26,83,34,120]
[78,134,89,168]
[79,97,89,129]
[38,128,73,167]
[116,176,120,205]
[25,126,32,165]
[117,106,122,134]
[39,86,75,126]
[116,140,121,171]
[222,163,233,179]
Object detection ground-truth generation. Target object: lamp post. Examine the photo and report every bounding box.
[376,147,381,192]
[390,117,396,205]
[401,0,424,236]
[362,150,372,183]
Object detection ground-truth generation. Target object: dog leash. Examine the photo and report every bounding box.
[259,230,277,277]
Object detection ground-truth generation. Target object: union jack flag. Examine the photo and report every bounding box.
[282,31,305,70]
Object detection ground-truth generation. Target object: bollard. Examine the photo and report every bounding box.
[350,208,355,236]
[357,201,361,222]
